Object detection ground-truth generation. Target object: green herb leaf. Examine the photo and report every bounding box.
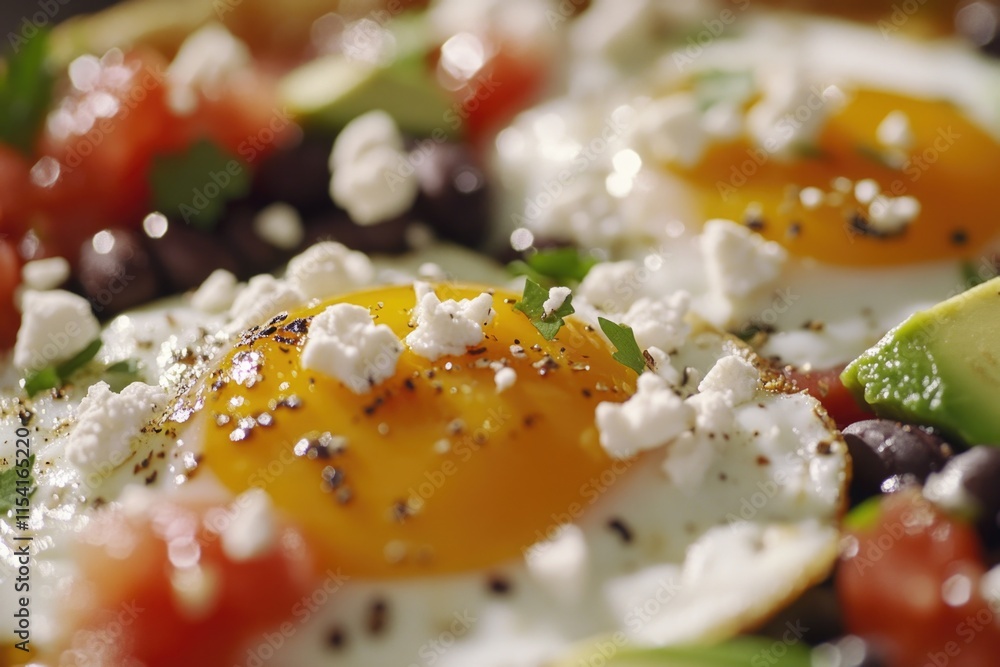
[514,278,575,341]
[0,30,53,155]
[843,495,883,532]
[598,317,647,375]
[0,455,35,519]
[691,69,755,112]
[508,249,598,289]
[104,358,143,392]
[150,139,251,231]
[23,337,103,397]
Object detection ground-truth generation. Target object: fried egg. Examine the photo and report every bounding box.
[0,241,847,666]
[494,11,1000,369]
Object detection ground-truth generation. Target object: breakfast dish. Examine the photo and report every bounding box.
[1,1,1000,666]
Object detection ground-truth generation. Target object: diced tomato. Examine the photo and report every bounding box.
[179,69,299,168]
[784,364,874,428]
[451,39,548,146]
[0,145,32,240]
[63,498,320,667]
[0,239,20,349]
[838,490,1000,666]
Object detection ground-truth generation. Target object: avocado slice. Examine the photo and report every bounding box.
[278,54,457,137]
[842,276,1000,446]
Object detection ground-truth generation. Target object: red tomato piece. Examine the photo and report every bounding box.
[839,490,1000,667]
[62,498,321,667]
[0,239,20,349]
[784,364,874,428]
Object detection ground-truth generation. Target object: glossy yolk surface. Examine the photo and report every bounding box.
[680,89,1000,266]
[194,284,635,578]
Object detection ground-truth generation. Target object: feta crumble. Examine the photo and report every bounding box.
[621,291,691,353]
[252,202,305,250]
[227,275,303,333]
[633,94,707,167]
[285,241,375,301]
[700,219,787,300]
[698,355,760,406]
[595,373,695,459]
[876,110,914,151]
[221,489,277,562]
[494,366,517,393]
[577,261,642,314]
[746,71,845,157]
[166,23,251,115]
[14,290,101,371]
[542,286,572,316]
[191,269,239,314]
[867,195,921,235]
[21,257,70,291]
[405,282,495,361]
[65,381,168,473]
[329,110,419,225]
[301,303,403,394]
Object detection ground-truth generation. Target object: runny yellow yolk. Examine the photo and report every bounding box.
[678,89,1000,266]
[195,284,635,578]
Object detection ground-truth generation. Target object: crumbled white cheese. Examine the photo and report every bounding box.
[701,102,744,140]
[853,179,880,205]
[524,523,589,603]
[494,366,517,394]
[65,381,168,473]
[595,373,694,459]
[621,291,691,353]
[542,286,572,316]
[698,355,760,406]
[14,289,101,371]
[252,202,304,250]
[166,23,251,114]
[746,71,845,156]
[700,218,787,298]
[799,187,824,210]
[577,260,641,314]
[867,195,921,234]
[633,94,707,167]
[661,431,717,495]
[170,564,221,621]
[220,489,277,562]
[285,241,375,301]
[191,269,239,314]
[405,282,495,361]
[685,390,737,435]
[923,462,978,517]
[876,110,914,151]
[645,346,680,385]
[21,257,70,291]
[301,303,403,394]
[227,275,303,333]
[329,110,419,225]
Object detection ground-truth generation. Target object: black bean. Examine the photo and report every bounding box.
[412,142,491,248]
[303,212,411,255]
[842,419,953,503]
[77,229,161,316]
[252,134,335,215]
[929,446,1000,547]
[143,218,240,292]
[217,204,295,279]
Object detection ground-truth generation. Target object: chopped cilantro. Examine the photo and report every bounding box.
[150,139,251,231]
[843,496,883,532]
[0,455,35,519]
[508,248,598,287]
[692,69,755,112]
[23,338,102,397]
[0,30,54,155]
[514,278,575,341]
[597,317,647,375]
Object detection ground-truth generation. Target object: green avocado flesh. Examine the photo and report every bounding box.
[842,276,1000,446]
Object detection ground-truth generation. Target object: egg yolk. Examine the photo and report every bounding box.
[679,88,1000,266]
[192,284,635,578]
